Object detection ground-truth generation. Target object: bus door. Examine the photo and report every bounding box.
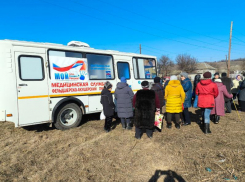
[14,52,50,126]
[116,61,132,88]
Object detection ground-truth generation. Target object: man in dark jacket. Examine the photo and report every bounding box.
[151,77,164,113]
[101,81,115,132]
[133,81,160,139]
[221,72,233,113]
[180,72,192,125]
[114,77,134,130]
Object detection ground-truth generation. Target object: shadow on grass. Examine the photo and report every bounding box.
[23,112,101,132]
[148,170,186,182]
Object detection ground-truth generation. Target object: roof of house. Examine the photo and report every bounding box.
[196,62,216,70]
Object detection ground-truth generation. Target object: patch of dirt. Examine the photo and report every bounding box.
[0,107,245,181]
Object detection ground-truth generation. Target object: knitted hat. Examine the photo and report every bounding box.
[203,72,212,78]
[170,75,178,80]
[154,77,160,83]
[214,72,220,76]
[214,79,222,83]
[236,74,241,79]
[221,72,227,77]
[104,81,112,89]
[180,72,188,78]
[141,81,149,88]
[120,77,126,83]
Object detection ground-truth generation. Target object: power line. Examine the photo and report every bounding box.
[70,0,229,50]
[93,0,229,43]
[233,29,245,37]
[39,0,229,53]
[233,36,245,44]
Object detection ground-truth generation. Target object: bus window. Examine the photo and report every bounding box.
[133,58,156,79]
[86,54,114,80]
[49,50,83,58]
[133,58,138,79]
[19,56,44,81]
[117,62,130,79]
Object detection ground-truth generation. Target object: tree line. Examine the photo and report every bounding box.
[158,54,198,77]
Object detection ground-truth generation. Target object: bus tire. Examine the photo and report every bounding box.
[54,103,82,130]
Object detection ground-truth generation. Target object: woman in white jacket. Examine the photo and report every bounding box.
[231,75,242,99]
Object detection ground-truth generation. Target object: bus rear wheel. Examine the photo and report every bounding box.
[54,103,82,130]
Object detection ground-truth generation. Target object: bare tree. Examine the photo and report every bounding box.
[158,55,174,77]
[176,54,197,73]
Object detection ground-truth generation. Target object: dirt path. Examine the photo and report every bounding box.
[0,108,245,181]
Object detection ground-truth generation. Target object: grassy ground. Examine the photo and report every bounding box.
[0,106,245,182]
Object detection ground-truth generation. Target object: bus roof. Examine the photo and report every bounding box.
[0,39,157,59]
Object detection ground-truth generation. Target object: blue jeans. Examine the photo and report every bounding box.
[201,108,212,123]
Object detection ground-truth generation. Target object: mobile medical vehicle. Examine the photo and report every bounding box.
[0,40,157,130]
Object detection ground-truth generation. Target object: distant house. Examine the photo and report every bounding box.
[188,63,216,81]
[164,62,217,81]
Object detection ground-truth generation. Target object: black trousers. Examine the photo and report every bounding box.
[104,116,113,130]
[225,100,232,113]
[135,127,153,138]
[240,100,245,112]
[183,108,191,124]
[166,113,180,124]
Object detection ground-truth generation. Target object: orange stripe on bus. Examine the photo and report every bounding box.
[18,90,139,99]
[18,95,49,99]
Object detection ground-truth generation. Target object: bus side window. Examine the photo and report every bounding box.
[19,56,44,81]
[117,62,130,79]
[132,58,156,79]
[86,54,114,80]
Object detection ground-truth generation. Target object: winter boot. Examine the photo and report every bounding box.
[167,122,172,129]
[214,115,220,124]
[211,115,216,123]
[204,123,211,134]
[126,122,132,130]
[121,122,126,129]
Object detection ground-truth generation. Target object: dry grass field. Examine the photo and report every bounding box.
[0,106,245,182]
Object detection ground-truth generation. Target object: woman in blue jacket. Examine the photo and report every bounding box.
[180,72,192,125]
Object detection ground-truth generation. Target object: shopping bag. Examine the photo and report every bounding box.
[154,114,164,130]
[100,110,105,120]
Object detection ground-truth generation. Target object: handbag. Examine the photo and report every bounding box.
[154,114,164,130]
[100,110,105,120]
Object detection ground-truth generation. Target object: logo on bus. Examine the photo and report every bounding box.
[53,60,87,80]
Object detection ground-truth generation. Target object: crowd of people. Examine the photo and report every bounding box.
[100,72,245,139]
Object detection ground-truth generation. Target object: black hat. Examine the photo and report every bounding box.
[214,72,219,76]
[141,81,149,88]
[104,81,112,89]
[221,72,227,77]
[154,77,160,83]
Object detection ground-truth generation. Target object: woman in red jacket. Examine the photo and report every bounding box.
[195,72,219,134]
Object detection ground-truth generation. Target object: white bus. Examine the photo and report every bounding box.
[0,40,157,130]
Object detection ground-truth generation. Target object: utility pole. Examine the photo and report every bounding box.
[226,55,228,69]
[140,44,141,54]
[228,21,233,77]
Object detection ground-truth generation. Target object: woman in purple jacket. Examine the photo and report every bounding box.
[211,79,233,124]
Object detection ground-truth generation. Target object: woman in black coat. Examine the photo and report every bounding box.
[101,81,115,132]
